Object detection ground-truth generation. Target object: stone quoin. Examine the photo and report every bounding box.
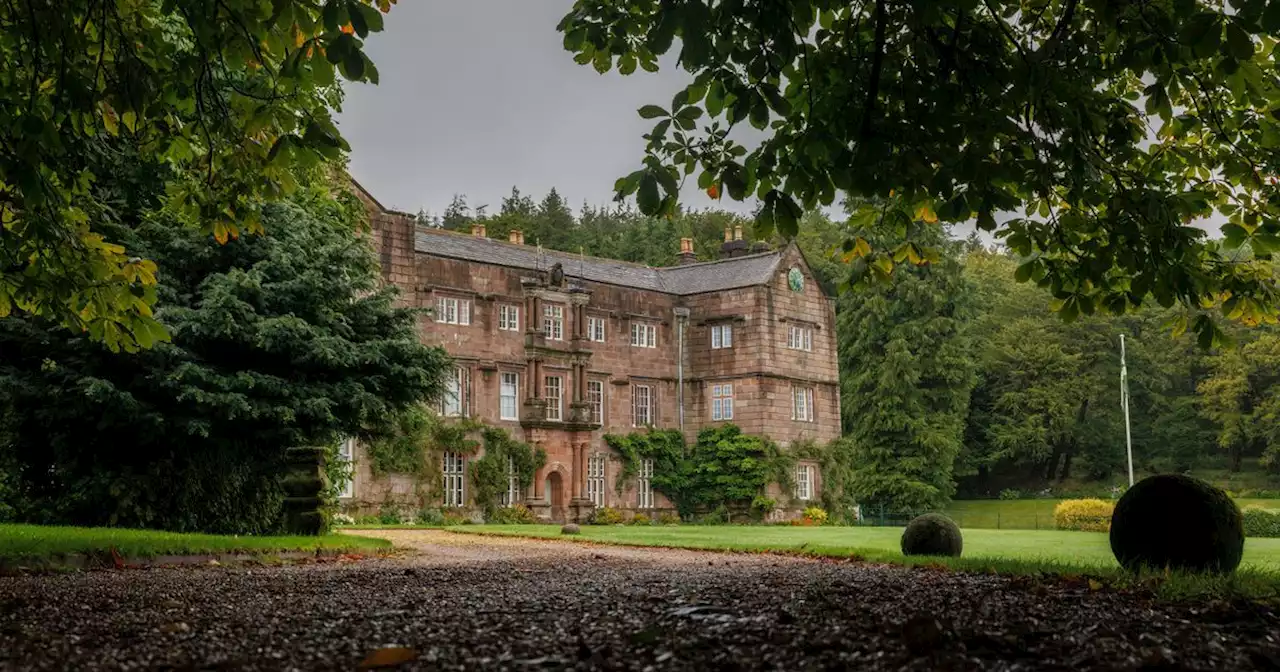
[343,181,841,523]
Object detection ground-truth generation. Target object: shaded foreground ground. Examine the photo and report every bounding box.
[1,529,1278,670]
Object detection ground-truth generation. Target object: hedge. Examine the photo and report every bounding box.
[1054,498,1115,532]
[1242,507,1280,538]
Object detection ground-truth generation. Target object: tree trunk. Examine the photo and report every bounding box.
[1044,447,1062,481]
[1059,451,1073,482]
[1231,443,1243,472]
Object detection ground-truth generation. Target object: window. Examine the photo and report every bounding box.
[336,438,355,499]
[788,325,813,351]
[587,316,606,342]
[792,386,815,422]
[632,384,653,426]
[587,454,606,507]
[587,380,604,424]
[499,372,519,421]
[498,304,520,332]
[501,456,522,507]
[440,366,470,417]
[543,304,564,340]
[443,452,466,507]
[711,384,734,421]
[794,464,813,501]
[545,375,564,421]
[637,459,654,509]
[435,297,471,325]
[711,324,733,349]
[630,322,657,348]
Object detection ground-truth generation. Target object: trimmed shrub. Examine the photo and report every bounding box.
[631,513,652,526]
[802,506,828,526]
[378,505,405,525]
[1054,498,1115,532]
[561,523,581,535]
[900,513,963,557]
[1242,507,1280,538]
[591,506,625,525]
[417,507,445,526]
[657,512,681,526]
[441,509,469,526]
[489,504,537,525]
[1110,474,1244,574]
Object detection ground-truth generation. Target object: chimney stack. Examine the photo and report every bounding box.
[471,223,487,238]
[509,229,524,245]
[677,237,697,265]
[721,224,749,259]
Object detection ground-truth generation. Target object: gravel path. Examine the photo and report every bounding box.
[2,529,1278,671]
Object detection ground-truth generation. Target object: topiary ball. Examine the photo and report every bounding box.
[900,513,963,557]
[1110,474,1244,574]
[560,523,581,535]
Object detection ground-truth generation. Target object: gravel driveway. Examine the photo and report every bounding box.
[1,529,1278,671]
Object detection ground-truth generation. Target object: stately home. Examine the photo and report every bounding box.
[340,183,841,522]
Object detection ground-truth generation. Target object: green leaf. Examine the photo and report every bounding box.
[749,102,769,130]
[340,50,366,81]
[638,105,669,119]
[706,81,725,117]
[637,172,661,215]
[676,106,703,121]
[1181,13,1222,58]
[1226,22,1254,60]
[349,4,369,37]
[1265,1,1280,32]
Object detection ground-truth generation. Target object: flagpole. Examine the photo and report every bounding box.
[1121,334,1134,487]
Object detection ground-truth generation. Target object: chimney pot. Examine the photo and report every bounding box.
[680,238,693,254]
[724,227,733,243]
[733,225,743,241]
[471,223,487,238]
[677,237,697,265]
[509,229,524,245]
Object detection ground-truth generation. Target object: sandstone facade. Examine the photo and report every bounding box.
[344,183,841,522]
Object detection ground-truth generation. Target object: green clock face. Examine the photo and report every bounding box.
[787,267,804,292]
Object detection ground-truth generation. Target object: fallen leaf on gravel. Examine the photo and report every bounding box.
[358,646,417,669]
[1089,579,1104,591]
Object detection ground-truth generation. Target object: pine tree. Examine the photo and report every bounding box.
[838,224,976,513]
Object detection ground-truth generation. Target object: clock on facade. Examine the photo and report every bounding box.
[787,267,804,292]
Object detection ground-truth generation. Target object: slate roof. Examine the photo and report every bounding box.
[413,227,781,296]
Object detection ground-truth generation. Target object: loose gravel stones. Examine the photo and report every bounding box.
[0,529,1277,671]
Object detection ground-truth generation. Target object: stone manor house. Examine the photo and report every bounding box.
[339,182,841,522]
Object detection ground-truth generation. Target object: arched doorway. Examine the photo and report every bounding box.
[545,471,566,523]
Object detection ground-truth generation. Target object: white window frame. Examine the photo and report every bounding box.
[711,383,734,421]
[586,454,606,507]
[501,456,522,507]
[443,452,466,507]
[632,384,653,427]
[588,316,606,343]
[435,296,471,325]
[587,380,604,425]
[637,458,654,509]
[336,438,355,499]
[499,372,519,421]
[498,304,520,332]
[440,366,469,417]
[545,375,564,421]
[795,464,813,501]
[711,324,733,349]
[543,304,564,341]
[788,325,813,352]
[630,322,657,348]
[792,386,815,422]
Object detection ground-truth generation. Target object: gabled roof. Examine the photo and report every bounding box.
[413,226,781,296]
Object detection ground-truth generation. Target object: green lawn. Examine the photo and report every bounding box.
[454,524,1280,572]
[0,524,391,560]
[940,498,1280,530]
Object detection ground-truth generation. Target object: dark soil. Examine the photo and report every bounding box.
[1,530,1277,671]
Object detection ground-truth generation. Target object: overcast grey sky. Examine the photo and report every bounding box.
[339,0,746,217]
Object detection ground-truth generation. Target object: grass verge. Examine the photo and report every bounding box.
[0,523,390,561]
[444,524,1280,602]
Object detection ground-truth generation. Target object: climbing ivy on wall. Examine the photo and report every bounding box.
[469,427,547,518]
[606,424,795,519]
[361,406,544,514]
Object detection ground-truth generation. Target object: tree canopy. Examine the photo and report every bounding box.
[1,0,394,352]
[559,0,1280,343]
